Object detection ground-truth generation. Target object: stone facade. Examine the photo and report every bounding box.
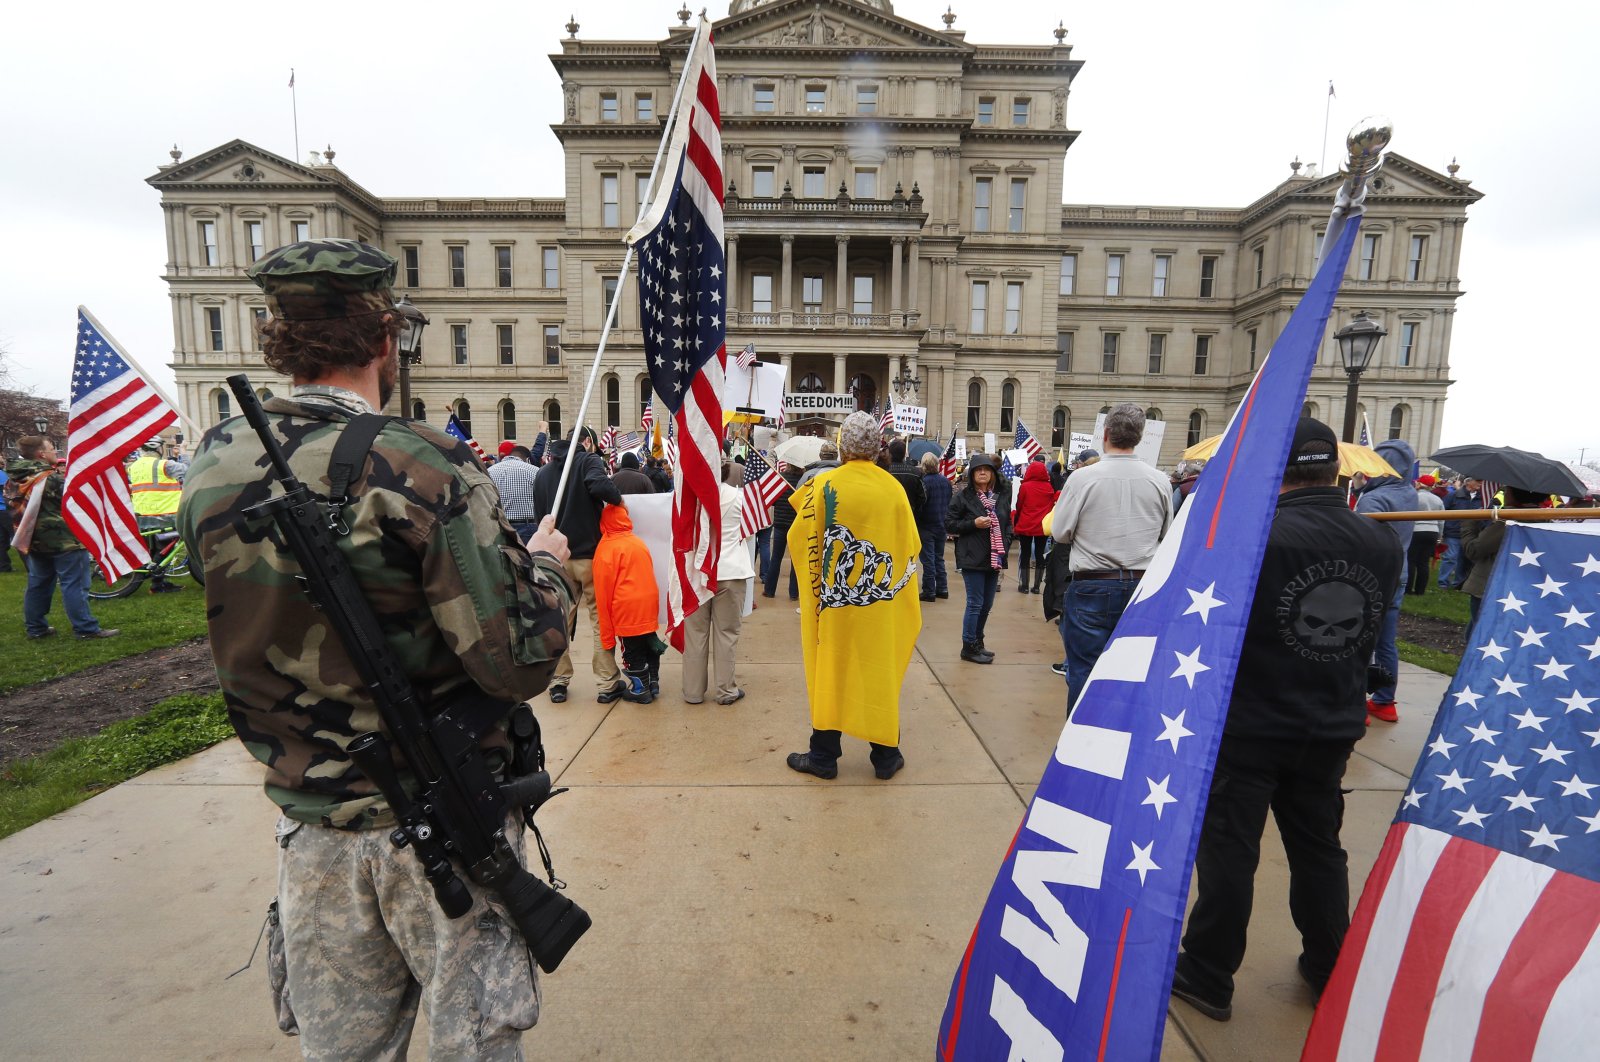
[146,0,1480,467]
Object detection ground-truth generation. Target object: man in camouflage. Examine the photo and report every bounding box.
[8,435,118,639]
[179,238,577,1060]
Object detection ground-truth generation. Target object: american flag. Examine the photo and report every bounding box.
[626,18,724,651]
[998,450,1017,480]
[736,342,756,370]
[738,450,787,538]
[1305,525,1600,1060]
[1015,418,1042,461]
[63,309,177,581]
[641,394,654,435]
[599,425,617,472]
[1359,414,1372,448]
[939,429,959,482]
[444,413,487,464]
[880,401,895,434]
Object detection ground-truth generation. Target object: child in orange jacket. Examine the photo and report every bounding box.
[592,502,664,704]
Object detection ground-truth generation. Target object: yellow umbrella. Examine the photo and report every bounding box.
[1180,433,1398,479]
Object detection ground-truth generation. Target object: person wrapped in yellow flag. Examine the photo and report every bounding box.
[785,411,922,781]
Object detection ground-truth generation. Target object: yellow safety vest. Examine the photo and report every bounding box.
[128,453,183,516]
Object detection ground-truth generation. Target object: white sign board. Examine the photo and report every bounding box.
[1090,415,1168,467]
[954,437,968,461]
[1069,431,1096,459]
[783,392,855,416]
[724,360,787,421]
[892,404,927,436]
[626,493,751,619]
[1004,448,1031,472]
[983,432,997,453]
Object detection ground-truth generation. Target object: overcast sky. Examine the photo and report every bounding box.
[2,1,1594,461]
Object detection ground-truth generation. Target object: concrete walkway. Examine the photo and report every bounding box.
[0,568,1446,1060]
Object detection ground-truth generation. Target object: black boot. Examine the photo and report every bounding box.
[975,638,996,663]
[1018,571,1029,594]
[960,641,992,664]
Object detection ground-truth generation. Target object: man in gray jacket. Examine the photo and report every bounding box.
[1353,437,1415,722]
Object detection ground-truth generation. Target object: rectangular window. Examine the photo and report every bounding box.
[856,84,878,114]
[1194,334,1212,375]
[1008,178,1026,232]
[801,275,823,313]
[402,246,419,288]
[636,173,651,214]
[1400,322,1418,366]
[1153,254,1171,297]
[1148,333,1166,374]
[252,308,267,350]
[602,276,618,318]
[1012,97,1030,125]
[1199,254,1218,298]
[751,274,774,315]
[1408,235,1427,280]
[854,168,877,199]
[497,324,515,365]
[601,174,619,227]
[977,97,994,125]
[1253,247,1265,288]
[1101,333,1119,373]
[852,275,874,317]
[1105,253,1123,296]
[966,389,982,433]
[451,324,468,365]
[1055,332,1073,373]
[969,281,988,333]
[198,220,217,266]
[753,85,776,113]
[448,246,465,288]
[205,307,223,351]
[543,325,560,365]
[752,166,776,197]
[543,248,559,288]
[802,166,826,197]
[291,219,309,243]
[805,85,826,113]
[635,94,653,122]
[244,220,264,262]
[495,246,512,288]
[1248,329,1259,371]
[1059,254,1076,295]
[1004,281,1023,335]
[973,177,992,232]
[1360,233,1380,280]
[600,92,619,121]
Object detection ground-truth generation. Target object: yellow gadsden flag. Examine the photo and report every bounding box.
[787,460,923,746]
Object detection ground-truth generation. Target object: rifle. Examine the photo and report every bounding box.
[225,374,590,972]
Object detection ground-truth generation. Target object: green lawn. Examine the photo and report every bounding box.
[1396,584,1472,676]
[0,557,209,693]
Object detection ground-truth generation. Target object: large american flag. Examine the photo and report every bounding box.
[1015,418,1042,461]
[444,413,487,464]
[739,449,787,539]
[939,429,959,482]
[63,309,176,581]
[1305,524,1600,1061]
[626,18,725,650]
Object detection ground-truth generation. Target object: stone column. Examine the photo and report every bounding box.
[780,234,794,313]
[908,354,920,406]
[219,203,235,268]
[890,236,905,316]
[835,235,849,316]
[833,352,847,394]
[907,238,921,317]
[726,235,739,314]
[886,355,901,402]
[941,365,956,435]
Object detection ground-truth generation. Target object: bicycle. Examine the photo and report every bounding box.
[89,522,191,599]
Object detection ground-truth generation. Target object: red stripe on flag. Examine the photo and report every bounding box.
[685,130,721,196]
[940,922,982,1062]
[1095,907,1135,1062]
[1303,822,1411,1060]
[695,67,721,131]
[1469,871,1600,1062]
[1371,836,1498,1061]
[1206,379,1261,549]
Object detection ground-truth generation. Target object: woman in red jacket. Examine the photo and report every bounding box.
[1012,459,1058,594]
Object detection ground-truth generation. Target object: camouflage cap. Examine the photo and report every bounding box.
[246,238,398,321]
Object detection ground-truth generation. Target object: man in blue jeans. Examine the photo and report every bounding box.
[1049,405,1172,708]
[8,436,118,640]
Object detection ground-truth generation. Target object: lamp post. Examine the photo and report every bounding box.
[1334,310,1386,443]
[33,415,49,436]
[892,372,922,403]
[392,295,430,418]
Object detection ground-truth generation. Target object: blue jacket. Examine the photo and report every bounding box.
[1355,437,1417,554]
[920,472,952,531]
[1442,486,1482,539]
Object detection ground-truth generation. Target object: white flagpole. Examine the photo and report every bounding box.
[290,69,300,162]
[549,15,710,523]
[77,305,198,439]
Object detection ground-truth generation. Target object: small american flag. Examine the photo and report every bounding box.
[738,450,787,538]
[641,395,654,435]
[599,425,617,472]
[1015,418,1042,462]
[1359,415,1372,448]
[736,342,756,370]
[63,309,176,581]
[1306,524,1600,1059]
[880,401,895,434]
[444,414,487,464]
[939,429,959,482]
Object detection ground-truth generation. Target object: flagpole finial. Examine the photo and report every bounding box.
[1339,116,1392,202]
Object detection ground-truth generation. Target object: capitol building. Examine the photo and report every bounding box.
[147,0,1480,466]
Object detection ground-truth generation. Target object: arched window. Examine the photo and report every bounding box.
[605,375,621,428]
[545,400,562,441]
[1302,401,1317,419]
[500,400,517,442]
[1144,407,1162,423]
[258,388,274,402]
[1388,404,1408,441]
[797,372,825,393]
[1000,380,1017,433]
[966,379,983,433]
[1051,406,1068,448]
[455,399,472,437]
[213,388,231,423]
[411,399,426,422]
[1187,409,1206,447]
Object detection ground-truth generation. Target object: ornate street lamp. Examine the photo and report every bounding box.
[392,295,430,417]
[34,415,49,435]
[892,372,922,402]
[1335,310,1386,443]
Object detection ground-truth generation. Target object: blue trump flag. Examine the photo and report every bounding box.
[937,205,1367,1060]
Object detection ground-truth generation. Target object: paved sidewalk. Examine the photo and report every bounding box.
[0,567,1444,1060]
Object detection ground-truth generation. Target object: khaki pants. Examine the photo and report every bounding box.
[682,578,748,703]
[552,557,622,693]
[274,815,538,1061]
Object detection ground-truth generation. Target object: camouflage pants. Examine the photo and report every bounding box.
[274,814,539,1060]
[551,557,622,693]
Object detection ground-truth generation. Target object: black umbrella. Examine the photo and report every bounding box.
[1429,444,1588,498]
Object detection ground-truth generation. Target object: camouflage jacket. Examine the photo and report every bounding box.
[4,458,82,554]
[178,385,577,829]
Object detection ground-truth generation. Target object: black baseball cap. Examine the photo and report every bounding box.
[1288,417,1339,469]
